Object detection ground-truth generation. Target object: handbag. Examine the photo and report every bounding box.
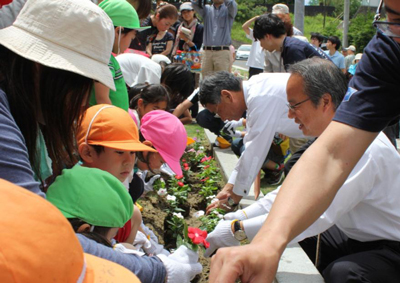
[180,47,202,73]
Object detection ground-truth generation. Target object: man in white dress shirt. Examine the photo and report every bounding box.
[199,71,304,211]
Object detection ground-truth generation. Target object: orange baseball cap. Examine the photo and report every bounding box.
[77,104,156,152]
[0,179,141,282]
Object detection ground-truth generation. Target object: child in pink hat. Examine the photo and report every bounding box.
[137,110,187,176]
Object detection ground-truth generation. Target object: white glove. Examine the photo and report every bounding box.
[144,238,169,256]
[137,170,160,193]
[141,223,159,243]
[203,220,240,257]
[157,246,202,283]
[222,118,243,134]
[133,231,152,251]
[224,210,248,221]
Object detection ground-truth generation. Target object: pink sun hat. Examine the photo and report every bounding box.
[141,110,187,175]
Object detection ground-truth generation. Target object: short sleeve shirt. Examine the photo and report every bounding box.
[282,36,331,71]
[324,50,345,69]
[90,54,129,111]
[334,32,400,132]
[148,32,174,55]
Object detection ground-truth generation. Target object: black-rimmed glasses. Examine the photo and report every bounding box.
[373,0,400,38]
[287,98,311,111]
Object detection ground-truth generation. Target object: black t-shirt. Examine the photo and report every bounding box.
[129,16,158,51]
[282,36,331,71]
[334,32,400,132]
[148,32,174,54]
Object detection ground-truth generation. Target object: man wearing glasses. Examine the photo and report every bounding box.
[204,58,400,281]
[209,1,400,282]
[198,71,305,212]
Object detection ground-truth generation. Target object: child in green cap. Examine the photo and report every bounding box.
[47,166,134,247]
[90,0,150,111]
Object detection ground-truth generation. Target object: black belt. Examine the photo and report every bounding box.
[204,46,230,51]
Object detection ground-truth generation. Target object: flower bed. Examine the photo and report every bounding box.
[139,135,226,282]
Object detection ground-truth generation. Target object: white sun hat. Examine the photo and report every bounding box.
[0,0,116,90]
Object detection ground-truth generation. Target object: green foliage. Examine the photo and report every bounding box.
[235,0,267,23]
[348,11,376,52]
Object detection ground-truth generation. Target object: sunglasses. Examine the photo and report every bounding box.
[373,0,400,38]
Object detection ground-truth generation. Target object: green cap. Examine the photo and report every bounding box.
[47,165,133,228]
[99,0,150,31]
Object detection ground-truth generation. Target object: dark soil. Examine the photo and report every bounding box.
[140,188,211,283]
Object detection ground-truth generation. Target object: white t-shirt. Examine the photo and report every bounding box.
[116,53,161,87]
[245,29,265,70]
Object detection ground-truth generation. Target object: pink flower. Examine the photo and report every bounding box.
[188,227,208,247]
[175,175,184,180]
[177,181,184,187]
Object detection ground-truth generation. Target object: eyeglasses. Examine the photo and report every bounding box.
[287,98,311,111]
[373,0,400,38]
[373,21,400,38]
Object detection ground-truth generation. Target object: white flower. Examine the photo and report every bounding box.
[157,188,167,197]
[199,146,205,150]
[212,210,219,215]
[217,214,223,219]
[211,198,219,204]
[193,210,205,218]
[173,212,184,219]
[166,195,176,201]
[160,178,165,183]
[206,195,216,200]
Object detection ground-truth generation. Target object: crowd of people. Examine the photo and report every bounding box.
[0,0,400,282]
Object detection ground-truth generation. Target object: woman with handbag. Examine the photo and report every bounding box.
[172,2,203,57]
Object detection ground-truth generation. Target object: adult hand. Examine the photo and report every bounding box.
[204,220,239,257]
[178,31,189,42]
[206,184,242,214]
[157,246,202,283]
[137,170,160,193]
[209,243,280,283]
[224,210,247,221]
[222,118,243,135]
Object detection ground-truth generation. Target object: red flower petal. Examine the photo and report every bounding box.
[177,182,184,187]
[175,175,183,180]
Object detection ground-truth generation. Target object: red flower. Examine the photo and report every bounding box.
[183,163,189,167]
[201,177,210,182]
[188,227,208,246]
[177,181,184,187]
[182,159,186,162]
[175,175,183,180]
[184,166,189,171]
[204,165,210,169]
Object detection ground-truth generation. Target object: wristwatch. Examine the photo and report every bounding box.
[232,220,247,241]
[227,196,238,207]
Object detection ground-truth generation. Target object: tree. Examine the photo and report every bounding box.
[348,11,376,51]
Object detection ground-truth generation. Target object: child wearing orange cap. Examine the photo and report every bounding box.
[76,104,156,245]
[0,178,141,283]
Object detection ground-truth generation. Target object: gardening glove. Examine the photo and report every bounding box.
[203,220,240,257]
[133,231,152,251]
[137,170,160,193]
[160,163,175,177]
[157,246,202,283]
[143,238,169,256]
[141,223,159,243]
[224,210,248,221]
[222,118,243,136]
